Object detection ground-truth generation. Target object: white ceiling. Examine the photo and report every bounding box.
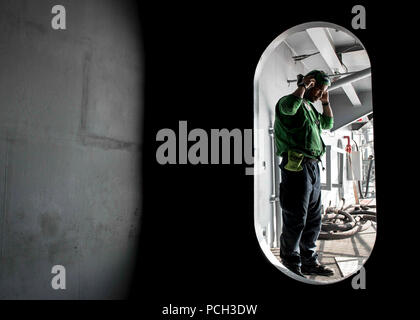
[284,27,372,96]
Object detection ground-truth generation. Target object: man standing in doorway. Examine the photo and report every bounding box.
[274,70,335,278]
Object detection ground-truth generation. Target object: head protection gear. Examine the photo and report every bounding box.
[305,70,331,87]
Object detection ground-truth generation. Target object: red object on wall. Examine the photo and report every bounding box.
[344,136,352,153]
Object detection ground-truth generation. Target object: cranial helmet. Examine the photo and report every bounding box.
[305,70,331,87]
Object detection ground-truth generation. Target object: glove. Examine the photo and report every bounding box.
[296,74,305,87]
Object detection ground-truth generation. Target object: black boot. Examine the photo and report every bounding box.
[282,261,306,278]
[301,261,334,276]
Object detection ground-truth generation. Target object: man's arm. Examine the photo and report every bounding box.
[292,75,316,99]
[292,85,307,99]
[320,90,334,129]
[278,75,316,116]
[322,101,333,118]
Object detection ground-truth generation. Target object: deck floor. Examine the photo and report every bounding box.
[271,221,376,283]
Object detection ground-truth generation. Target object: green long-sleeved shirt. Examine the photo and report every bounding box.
[274,94,334,158]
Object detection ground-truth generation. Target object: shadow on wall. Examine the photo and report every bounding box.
[0,0,142,299]
[253,22,375,284]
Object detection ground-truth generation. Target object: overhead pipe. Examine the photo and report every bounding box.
[287,71,361,84]
[328,67,371,92]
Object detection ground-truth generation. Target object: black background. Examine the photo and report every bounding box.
[129,1,402,315]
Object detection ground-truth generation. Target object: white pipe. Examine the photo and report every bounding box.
[269,126,277,248]
[328,67,371,91]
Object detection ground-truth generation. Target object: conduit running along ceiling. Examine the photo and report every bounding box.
[284,27,372,130]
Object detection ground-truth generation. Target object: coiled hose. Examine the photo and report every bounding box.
[319,205,376,240]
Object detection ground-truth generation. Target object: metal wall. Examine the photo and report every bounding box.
[254,41,305,249]
[0,0,142,299]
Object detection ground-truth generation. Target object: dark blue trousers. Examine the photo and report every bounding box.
[279,156,322,267]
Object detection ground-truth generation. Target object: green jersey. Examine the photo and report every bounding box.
[274,94,333,159]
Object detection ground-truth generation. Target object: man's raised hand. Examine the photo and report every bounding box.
[302,76,316,89]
